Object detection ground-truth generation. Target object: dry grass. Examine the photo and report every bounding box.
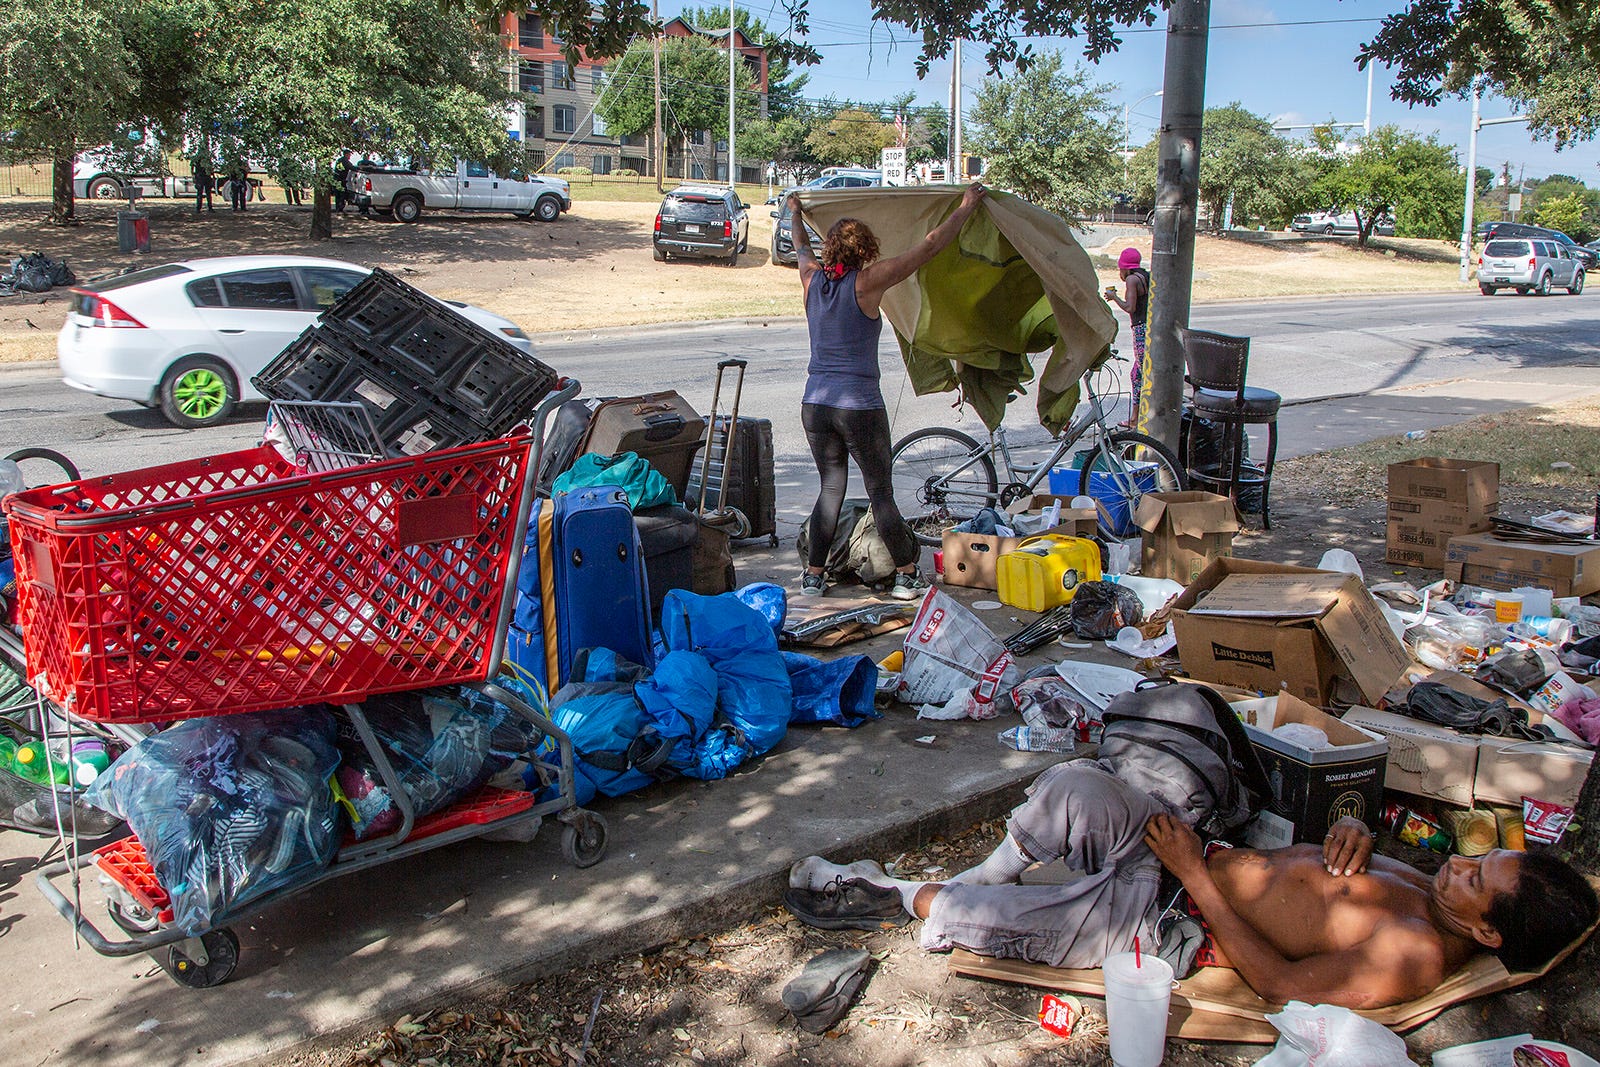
[1284,394,1600,515]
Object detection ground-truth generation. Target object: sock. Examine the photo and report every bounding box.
[947,833,1034,886]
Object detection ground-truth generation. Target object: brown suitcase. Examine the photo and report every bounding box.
[691,522,736,596]
[579,391,705,497]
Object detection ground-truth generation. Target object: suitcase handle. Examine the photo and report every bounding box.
[632,401,674,416]
[641,412,686,441]
[717,359,748,370]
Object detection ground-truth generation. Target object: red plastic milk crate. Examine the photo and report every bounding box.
[3,435,533,723]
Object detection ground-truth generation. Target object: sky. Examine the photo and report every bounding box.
[669,0,1597,185]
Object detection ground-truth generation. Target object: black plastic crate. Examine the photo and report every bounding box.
[255,330,497,454]
[253,268,557,451]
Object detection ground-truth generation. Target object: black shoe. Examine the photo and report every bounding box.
[782,947,872,1033]
[783,877,909,931]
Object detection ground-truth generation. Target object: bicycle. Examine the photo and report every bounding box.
[889,355,1187,544]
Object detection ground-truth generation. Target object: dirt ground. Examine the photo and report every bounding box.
[0,198,1462,364]
[263,405,1600,1067]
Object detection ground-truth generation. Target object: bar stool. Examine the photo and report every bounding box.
[1177,326,1281,529]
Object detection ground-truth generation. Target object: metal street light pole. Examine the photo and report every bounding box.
[1124,90,1162,186]
[727,0,736,189]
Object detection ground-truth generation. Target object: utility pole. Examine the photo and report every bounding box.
[1363,63,1373,134]
[952,39,963,179]
[1459,82,1481,284]
[948,41,961,181]
[653,0,664,192]
[1143,0,1210,449]
[727,0,736,189]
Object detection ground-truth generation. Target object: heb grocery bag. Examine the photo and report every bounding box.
[897,587,1018,718]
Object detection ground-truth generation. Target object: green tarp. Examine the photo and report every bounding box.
[796,187,1118,433]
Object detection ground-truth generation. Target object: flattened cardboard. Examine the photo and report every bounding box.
[941,520,1089,590]
[1342,706,1480,806]
[1474,736,1595,809]
[1231,693,1389,841]
[1171,560,1409,705]
[1134,491,1240,584]
[1444,532,1600,597]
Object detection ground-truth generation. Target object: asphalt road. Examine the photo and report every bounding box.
[2,289,1596,481]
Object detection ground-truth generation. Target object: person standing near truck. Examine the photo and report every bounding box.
[191,155,214,213]
[1104,247,1149,427]
[332,152,354,213]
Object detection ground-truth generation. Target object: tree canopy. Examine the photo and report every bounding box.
[1128,104,1311,230]
[1316,125,1461,245]
[596,35,761,148]
[679,5,811,119]
[967,54,1120,220]
[805,108,897,168]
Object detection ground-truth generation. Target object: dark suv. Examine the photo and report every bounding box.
[653,185,750,266]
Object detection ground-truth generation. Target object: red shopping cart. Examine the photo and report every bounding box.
[14,383,607,987]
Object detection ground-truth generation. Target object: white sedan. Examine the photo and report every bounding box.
[58,255,532,428]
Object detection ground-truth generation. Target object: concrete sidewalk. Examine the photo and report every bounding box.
[1,364,1597,1067]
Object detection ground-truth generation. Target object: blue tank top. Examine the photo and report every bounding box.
[802,271,886,409]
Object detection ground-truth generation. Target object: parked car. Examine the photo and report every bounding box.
[653,185,750,265]
[764,168,881,204]
[769,196,822,267]
[58,256,532,428]
[357,160,570,223]
[1476,237,1585,296]
[1475,221,1596,266]
[1290,209,1396,236]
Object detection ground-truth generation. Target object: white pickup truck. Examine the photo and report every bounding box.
[356,161,571,223]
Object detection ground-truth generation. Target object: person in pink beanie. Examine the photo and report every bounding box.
[1104,247,1150,427]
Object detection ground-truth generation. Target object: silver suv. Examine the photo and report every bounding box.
[1477,237,1586,296]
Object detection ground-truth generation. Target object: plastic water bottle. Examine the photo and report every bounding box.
[1403,430,1428,442]
[1511,616,1574,644]
[998,724,1077,753]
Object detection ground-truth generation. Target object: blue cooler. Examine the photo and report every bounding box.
[1050,456,1158,537]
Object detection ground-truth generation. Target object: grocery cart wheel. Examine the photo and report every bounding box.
[561,810,608,868]
[164,928,240,988]
[107,899,161,936]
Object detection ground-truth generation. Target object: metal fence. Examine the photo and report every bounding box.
[0,161,53,199]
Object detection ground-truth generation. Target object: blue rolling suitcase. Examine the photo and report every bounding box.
[507,485,654,693]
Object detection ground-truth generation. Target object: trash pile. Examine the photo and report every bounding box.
[0,252,75,296]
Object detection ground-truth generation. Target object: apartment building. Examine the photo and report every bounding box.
[503,13,769,182]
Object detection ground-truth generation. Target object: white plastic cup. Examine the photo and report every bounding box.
[1103,951,1174,1067]
[1494,593,1525,625]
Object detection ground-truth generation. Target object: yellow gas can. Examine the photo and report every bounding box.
[996,535,1103,612]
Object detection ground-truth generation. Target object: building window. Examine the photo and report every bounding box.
[554,151,575,170]
[592,155,612,175]
[716,139,727,152]
[552,61,573,90]
[689,130,706,145]
[591,66,604,91]
[691,162,705,179]
[554,105,576,135]
[591,113,607,136]
[518,15,543,49]
[526,106,545,139]
[518,60,543,93]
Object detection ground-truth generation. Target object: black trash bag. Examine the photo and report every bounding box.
[2,252,75,294]
[1476,647,1559,697]
[1068,580,1144,640]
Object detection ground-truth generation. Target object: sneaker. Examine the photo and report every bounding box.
[890,569,932,601]
[782,947,872,1034]
[783,877,910,931]
[801,571,826,596]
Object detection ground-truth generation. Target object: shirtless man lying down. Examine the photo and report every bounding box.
[786,761,1598,1009]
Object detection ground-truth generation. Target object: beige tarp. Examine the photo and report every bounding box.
[795,187,1118,432]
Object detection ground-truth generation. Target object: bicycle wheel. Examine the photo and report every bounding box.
[889,427,1000,545]
[1077,431,1187,538]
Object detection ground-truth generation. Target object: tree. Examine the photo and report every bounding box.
[1534,192,1591,242]
[1191,104,1301,229]
[0,0,141,223]
[739,115,820,177]
[1475,166,1495,198]
[967,54,1120,219]
[1361,1,1600,146]
[805,108,896,168]
[1315,125,1461,245]
[598,36,760,157]
[680,5,811,120]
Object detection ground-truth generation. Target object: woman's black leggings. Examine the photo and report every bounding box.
[802,402,919,570]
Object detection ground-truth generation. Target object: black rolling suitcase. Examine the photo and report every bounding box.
[633,504,700,624]
[687,415,777,543]
[537,397,602,493]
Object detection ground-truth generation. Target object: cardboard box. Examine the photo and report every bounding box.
[1231,693,1389,842]
[1387,458,1499,516]
[1444,532,1600,597]
[1474,736,1595,809]
[1341,707,1480,807]
[941,519,1092,590]
[1002,497,1100,538]
[1134,491,1240,584]
[1386,458,1498,568]
[1170,559,1410,706]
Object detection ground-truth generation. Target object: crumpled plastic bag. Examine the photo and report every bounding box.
[87,707,340,935]
[1254,1002,1410,1066]
[899,587,1017,715]
[1067,580,1143,640]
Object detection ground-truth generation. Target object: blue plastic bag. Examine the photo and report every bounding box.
[783,653,880,728]
[86,707,340,935]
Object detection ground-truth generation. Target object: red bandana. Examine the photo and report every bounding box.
[824,264,849,280]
